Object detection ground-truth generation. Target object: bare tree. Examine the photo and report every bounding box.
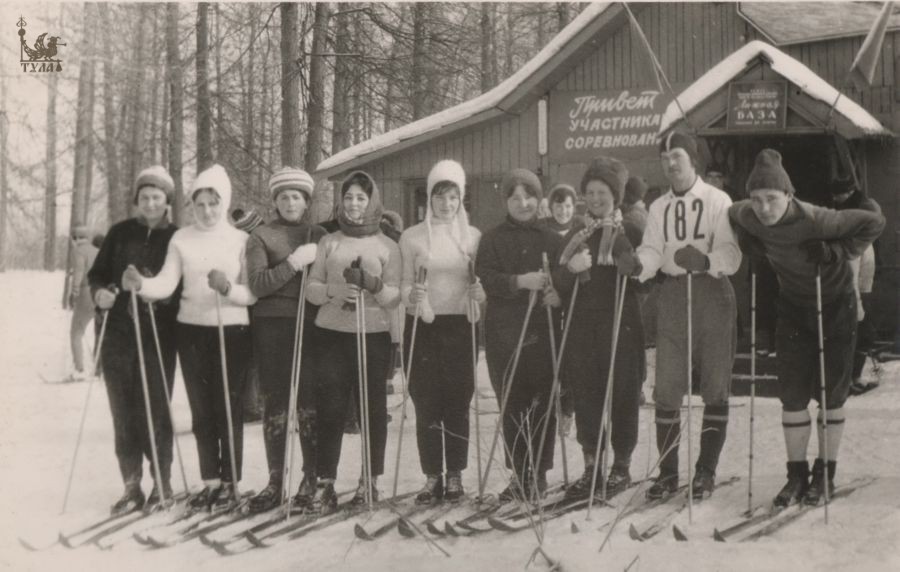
[166,2,185,224]
[125,3,149,215]
[305,2,330,170]
[44,62,58,271]
[197,3,213,170]
[411,3,427,120]
[332,6,352,154]
[99,4,123,224]
[281,2,302,166]
[481,3,496,92]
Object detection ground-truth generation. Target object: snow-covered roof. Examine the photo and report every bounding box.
[738,2,900,47]
[316,3,613,177]
[659,40,891,137]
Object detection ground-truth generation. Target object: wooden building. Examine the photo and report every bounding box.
[316,2,899,343]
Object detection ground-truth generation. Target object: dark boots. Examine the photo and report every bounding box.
[415,474,444,505]
[249,481,282,514]
[804,459,836,506]
[110,484,145,516]
[444,471,464,502]
[647,409,680,500]
[773,461,809,508]
[691,466,716,500]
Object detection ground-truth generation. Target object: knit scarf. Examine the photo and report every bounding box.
[337,171,385,238]
[560,209,622,266]
[542,216,573,235]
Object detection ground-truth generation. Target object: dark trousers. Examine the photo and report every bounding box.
[314,329,391,480]
[776,292,856,411]
[100,312,177,487]
[253,317,319,485]
[566,300,644,469]
[177,323,251,482]
[406,315,475,475]
[852,293,876,380]
[485,314,555,479]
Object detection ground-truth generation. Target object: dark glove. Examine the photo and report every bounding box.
[612,234,641,276]
[207,269,231,295]
[673,245,710,272]
[800,240,836,265]
[342,257,383,295]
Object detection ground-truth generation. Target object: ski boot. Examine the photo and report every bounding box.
[444,471,464,502]
[645,471,679,501]
[803,459,835,506]
[773,461,809,508]
[110,485,145,516]
[311,479,338,515]
[248,481,281,514]
[291,474,317,511]
[415,474,443,505]
[144,480,174,511]
[189,484,221,511]
[564,466,596,500]
[498,475,525,503]
[211,482,237,512]
[691,466,716,500]
[351,476,379,506]
[606,464,632,497]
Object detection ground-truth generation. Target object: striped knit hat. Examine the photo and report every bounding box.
[231,208,264,234]
[269,167,315,202]
[133,165,175,204]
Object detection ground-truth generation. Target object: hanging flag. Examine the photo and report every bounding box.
[625,4,665,93]
[849,2,894,91]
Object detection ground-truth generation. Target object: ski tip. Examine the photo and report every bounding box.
[570,521,580,534]
[93,539,111,551]
[354,523,375,541]
[397,518,416,538]
[487,516,517,532]
[198,534,213,547]
[244,532,268,548]
[18,538,39,552]
[145,536,169,550]
[713,529,726,542]
[132,532,150,546]
[444,522,459,537]
[425,521,444,536]
[673,525,688,542]
[58,532,75,549]
[628,523,643,541]
[209,540,234,557]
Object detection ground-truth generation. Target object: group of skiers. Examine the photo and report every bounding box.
[81,129,884,520]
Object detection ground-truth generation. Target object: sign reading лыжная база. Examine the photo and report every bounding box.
[548,89,673,162]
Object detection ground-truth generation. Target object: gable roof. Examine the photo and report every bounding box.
[738,2,900,46]
[659,40,891,137]
[316,2,621,178]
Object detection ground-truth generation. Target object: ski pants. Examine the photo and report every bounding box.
[485,317,556,479]
[653,274,736,410]
[177,323,250,483]
[100,312,177,487]
[566,297,644,469]
[314,329,391,480]
[70,290,95,373]
[252,316,319,484]
[405,314,475,475]
[777,292,856,412]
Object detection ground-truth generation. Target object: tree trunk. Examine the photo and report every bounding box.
[504,4,515,77]
[167,3,185,224]
[44,65,58,271]
[411,2,427,120]
[555,3,570,31]
[148,5,161,164]
[214,3,224,159]
[243,6,256,194]
[480,3,495,92]
[305,1,330,171]
[331,5,351,154]
[196,3,214,170]
[537,3,546,47]
[125,3,149,216]
[280,2,302,166]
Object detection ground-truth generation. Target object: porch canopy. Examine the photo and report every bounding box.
[659,40,892,139]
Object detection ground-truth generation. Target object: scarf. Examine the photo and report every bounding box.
[337,170,385,238]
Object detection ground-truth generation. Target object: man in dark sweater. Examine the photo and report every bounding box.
[729,149,884,507]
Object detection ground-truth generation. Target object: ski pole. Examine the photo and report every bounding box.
[214,293,241,499]
[587,275,627,520]
[147,302,189,498]
[131,292,167,508]
[815,268,829,524]
[358,289,373,511]
[686,271,694,523]
[467,260,485,500]
[282,227,314,518]
[479,289,538,496]
[392,267,426,498]
[61,306,111,514]
[747,271,757,516]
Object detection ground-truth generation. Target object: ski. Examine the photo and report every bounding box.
[711,505,783,542]
[628,476,741,541]
[355,498,442,540]
[61,511,148,549]
[139,495,254,549]
[95,502,192,549]
[19,509,139,552]
[739,477,875,542]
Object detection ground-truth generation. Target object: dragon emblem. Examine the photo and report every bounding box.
[21,32,65,62]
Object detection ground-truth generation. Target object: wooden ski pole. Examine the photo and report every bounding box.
[358,290,373,511]
[686,272,694,523]
[748,271,757,516]
[467,261,485,500]
[815,269,830,524]
[214,293,241,499]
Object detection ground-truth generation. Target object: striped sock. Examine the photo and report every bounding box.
[782,409,811,461]
[817,407,845,461]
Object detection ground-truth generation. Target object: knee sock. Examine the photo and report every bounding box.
[782,409,811,462]
[655,408,680,476]
[817,407,845,461]
[696,404,729,473]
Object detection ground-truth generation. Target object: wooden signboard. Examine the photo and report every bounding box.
[727,81,787,131]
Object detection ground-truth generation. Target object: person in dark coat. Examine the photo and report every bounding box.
[88,165,180,514]
[475,168,572,501]
[558,157,646,501]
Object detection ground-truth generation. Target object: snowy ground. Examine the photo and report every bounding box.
[1,271,897,571]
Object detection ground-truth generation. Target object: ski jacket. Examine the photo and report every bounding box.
[88,217,179,322]
[246,218,328,320]
[729,198,885,307]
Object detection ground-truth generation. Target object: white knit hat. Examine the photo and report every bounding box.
[190,164,233,227]
[425,160,472,258]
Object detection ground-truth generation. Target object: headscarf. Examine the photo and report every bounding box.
[337,170,384,237]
